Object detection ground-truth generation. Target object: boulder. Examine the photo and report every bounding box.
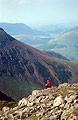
[27,101,35,107]
[61,110,69,120]
[40,96,49,103]
[2,107,9,114]
[32,90,40,96]
[36,111,44,117]
[48,94,55,100]
[18,98,28,106]
[53,96,65,107]
[47,100,54,107]
[68,95,78,103]
[58,83,70,88]
[50,114,60,120]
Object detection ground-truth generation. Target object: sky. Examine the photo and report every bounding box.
[0,0,78,26]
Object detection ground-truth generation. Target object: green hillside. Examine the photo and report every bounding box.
[37,31,78,62]
[0,75,41,101]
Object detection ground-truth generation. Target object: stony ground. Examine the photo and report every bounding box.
[0,83,78,120]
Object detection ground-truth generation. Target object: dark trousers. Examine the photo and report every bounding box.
[46,86,51,88]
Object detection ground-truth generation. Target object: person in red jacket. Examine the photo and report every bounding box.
[46,80,51,88]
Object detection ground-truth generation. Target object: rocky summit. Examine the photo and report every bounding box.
[0,83,78,120]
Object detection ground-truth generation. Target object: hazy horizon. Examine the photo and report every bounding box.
[0,0,78,26]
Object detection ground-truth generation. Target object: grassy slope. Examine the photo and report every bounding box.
[58,59,78,75]
[0,75,42,101]
[46,56,78,83]
[54,58,78,83]
[50,31,78,61]
[37,31,78,62]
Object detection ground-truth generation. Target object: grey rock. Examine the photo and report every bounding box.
[27,101,35,107]
[2,107,9,114]
[32,90,40,96]
[58,83,70,88]
[68,95,78,103]
[36,111,44,117]
[47,100,54,107]
[50,114,60,120]
[48,94,55,100]
[41,96,49,103]
[18,98,28,106]
[64,102,71,109]
[41,116,49,120]
[53,96,65,107]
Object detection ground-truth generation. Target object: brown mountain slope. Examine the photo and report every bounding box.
[0,28,78,101]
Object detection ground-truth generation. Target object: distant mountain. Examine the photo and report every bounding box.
[65,26,78,33]
[43,51,70,61]
[0,28,78,101]
[12,34,52,46]
[0,22,41,35]
[0,22,50,46]
[34,24,71,37]
[36,27,78,62]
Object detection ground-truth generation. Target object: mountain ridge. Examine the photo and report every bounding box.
[0,23,72,62]
[0,23,37,35]
[65,25,78,33]
[0,22,45,36]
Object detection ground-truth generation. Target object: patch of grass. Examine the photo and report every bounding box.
[53,93,58,98]
[0,101,17,109]
[22,115,39,120]
[0,75,42,101]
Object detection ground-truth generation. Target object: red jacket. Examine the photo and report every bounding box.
[46,82,51,87]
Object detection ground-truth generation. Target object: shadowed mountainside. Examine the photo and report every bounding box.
[0,91,13,101]
[43,51,70,61]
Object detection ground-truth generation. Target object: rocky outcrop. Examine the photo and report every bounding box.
[0,83,78,120]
